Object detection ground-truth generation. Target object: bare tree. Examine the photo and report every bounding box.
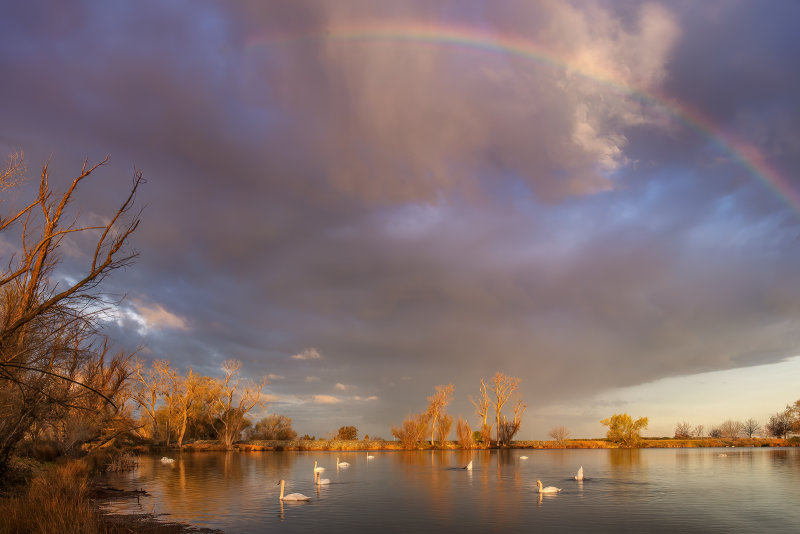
[692,425,704,438]
[549,425,571,443]
[743,418,761,438]
[131,358,165,441]
[674,421,692,439]
[489,372,521,447]
[174,368,212,448]
[426,384,454,447]
[469,378,491,444]
[0,155,142,473]
[209,360,266,449]
[718,419,744,439]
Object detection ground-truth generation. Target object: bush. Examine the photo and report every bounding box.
[336,426,358,440]
[456,418,474,448]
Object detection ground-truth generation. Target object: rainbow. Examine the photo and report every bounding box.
[248,21,798,211]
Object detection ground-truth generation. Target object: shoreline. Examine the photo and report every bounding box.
[160,436,796,452]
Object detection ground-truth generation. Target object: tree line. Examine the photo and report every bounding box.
[673,401,800,440]
[390,371,527,449]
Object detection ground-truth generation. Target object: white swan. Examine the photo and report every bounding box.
[575,466,584,481]
[314,460,325,473]
[537,480,561,494]
[336,457,350,468]
[519,456,528,460]
[367,453,375,460]
[160,457,174,464]
[315,472,330,485]
[278,480,310,501]
[464,460,473,470]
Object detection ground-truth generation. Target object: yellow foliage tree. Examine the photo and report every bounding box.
[601,413,648,447]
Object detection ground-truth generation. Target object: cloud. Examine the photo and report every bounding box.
[353,395,378,401]
[267,373,284,381]
[292,348,322,360]
[2,0,799,441]
[334,383,350,391]
[115,297,190,336]
[312,394,341,405]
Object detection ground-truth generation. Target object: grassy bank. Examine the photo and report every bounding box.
[173,436,797,452]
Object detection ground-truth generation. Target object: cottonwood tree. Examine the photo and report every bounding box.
[131,358,166,441]
[469,379,492,446]
[489,372,522,446]
[549,426,571,443]
[174,369,214,448]
[209,360,266,449]
[601,413,648,447]
[498,398,526,445]
[426,384,454,446]
[0,154,141,473]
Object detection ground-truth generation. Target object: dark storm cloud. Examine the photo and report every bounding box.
[1,0,799,437]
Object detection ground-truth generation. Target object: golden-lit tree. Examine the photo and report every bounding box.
[469,378,492,447]
[601,413,648,447]
[0,154,141,473]
[426,383,454,446]
[131,358,166,441]
[209,360,266,449]
[174,368,213,448]
[490,372,521,446]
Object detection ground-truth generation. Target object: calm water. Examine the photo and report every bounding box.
[101,448,800,533]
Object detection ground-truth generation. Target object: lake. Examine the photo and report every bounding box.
[101,448,800,533]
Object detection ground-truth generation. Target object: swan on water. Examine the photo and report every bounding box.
[464,460,473,470]
[315,472,330,485]
[160,457,174,464]
[519,456,528,460]
[337,457,350,468]
[314,460,325,473]
[575,466,584,480]
[536,480,561,494]
[278,480,310,501]
[367,453,375,460]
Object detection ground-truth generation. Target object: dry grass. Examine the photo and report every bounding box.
[0,460,101,534]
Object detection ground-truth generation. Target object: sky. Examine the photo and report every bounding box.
[1,0,800,440]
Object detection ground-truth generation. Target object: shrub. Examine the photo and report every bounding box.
[456,418,474,448]
[391,413,429,449]
[336,426,358,440]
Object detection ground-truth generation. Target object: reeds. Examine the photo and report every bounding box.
[105,452,139,472]
[0,460,101,534]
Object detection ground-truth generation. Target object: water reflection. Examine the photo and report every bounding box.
[102,448,800,533]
